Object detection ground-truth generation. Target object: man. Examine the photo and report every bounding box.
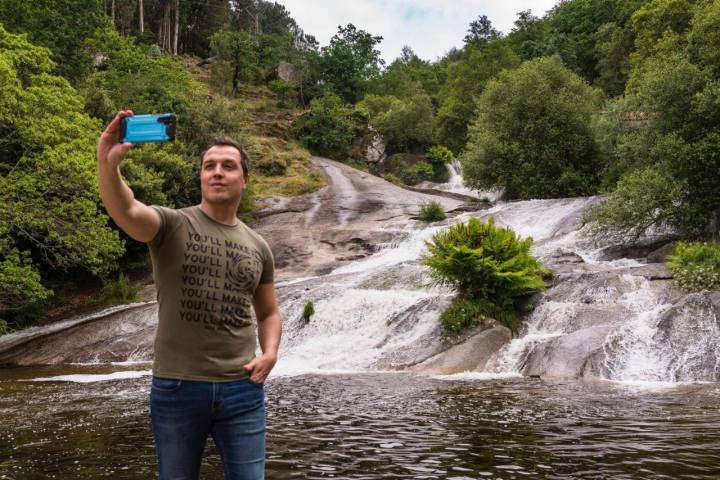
[97,110,281,480]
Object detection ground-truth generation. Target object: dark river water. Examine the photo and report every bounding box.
[1,365,719,479]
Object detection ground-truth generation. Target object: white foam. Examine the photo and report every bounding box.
[430,371,522,381]
[27,370,151,383]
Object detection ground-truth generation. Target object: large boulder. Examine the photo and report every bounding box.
[407,324,512,374]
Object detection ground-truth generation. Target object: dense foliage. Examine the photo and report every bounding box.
[586,0,720,239]
[293,92,361,159]
[667,242,720,292]
[461,56,602,199]
[422,217,548,335]
[0,25,124,319]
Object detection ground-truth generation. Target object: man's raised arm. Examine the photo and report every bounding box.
[97,110,161,243]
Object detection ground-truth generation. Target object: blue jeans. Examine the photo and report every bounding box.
[150,376,265,480]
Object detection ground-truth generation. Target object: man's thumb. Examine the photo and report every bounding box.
[242,360,254,372]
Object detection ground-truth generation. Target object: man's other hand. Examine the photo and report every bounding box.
[242,353,277,384]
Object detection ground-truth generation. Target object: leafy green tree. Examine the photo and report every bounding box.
[631,0,697,61]
[0,0,110,82]
[370,46,442,100]
[436,41,521,153]
[464,15,500,45]
[375,93,436,153]
[588,0,720,239]
[594,22,635,97]
[422,217,548,335]
[462,56,602,199]
[293,92,360,158]
[320,24,384,103]
[0,25,124,318]
[210,30,260,93]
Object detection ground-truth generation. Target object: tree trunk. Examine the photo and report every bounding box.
[173,0,180,55]
[138,0,144,33]
[111,0,115,24]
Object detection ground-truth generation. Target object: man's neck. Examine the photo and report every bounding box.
[198,201,239,226]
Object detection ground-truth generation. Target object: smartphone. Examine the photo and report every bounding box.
[120,113,176,143]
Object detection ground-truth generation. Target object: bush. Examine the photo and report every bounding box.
[667,242,720,292]
[383,173,404,186]
[422,217,548,335]
[99,273,138,305]
[583,164,685,242]
[302,300,315,323]
[375,93,436,153]
[0,319,9,335]
[399,161,434,185]
[418,201,446,222]
[439,297,497,339]
[426,145,453,165]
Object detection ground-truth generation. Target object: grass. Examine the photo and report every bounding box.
[189,66,326,202]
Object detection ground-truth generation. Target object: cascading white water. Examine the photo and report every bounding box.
[437,159,503,202]
[276,191,720,385]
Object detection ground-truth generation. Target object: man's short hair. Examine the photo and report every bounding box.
[201,136,250,177]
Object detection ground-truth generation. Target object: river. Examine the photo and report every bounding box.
[2,365,720,479]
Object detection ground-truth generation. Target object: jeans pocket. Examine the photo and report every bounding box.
[151,376,183,392]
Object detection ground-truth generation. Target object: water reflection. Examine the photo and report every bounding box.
[1,366,719,479]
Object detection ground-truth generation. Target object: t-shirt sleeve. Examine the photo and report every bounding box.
[148,205,182,249]
[258,239,275,284]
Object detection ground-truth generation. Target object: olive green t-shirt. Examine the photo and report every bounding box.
[147,205,274,382]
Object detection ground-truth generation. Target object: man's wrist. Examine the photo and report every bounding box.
[261,351,278,362]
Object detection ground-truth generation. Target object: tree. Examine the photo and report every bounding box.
[0,0,110,82]
[436,41,521,153]
[370,46,441,100]
[320,24,384,103]
[462,56,603,199]
[293,92,360,159]
[0,25,124,318]
[587,0,720,239]
[210,30,259,93]
[464,15,500,45]
[375,94,436,153]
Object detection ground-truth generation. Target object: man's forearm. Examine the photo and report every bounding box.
[97,163,137,219]
[257,310,281,358]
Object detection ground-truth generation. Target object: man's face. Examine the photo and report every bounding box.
[200,145,248,206]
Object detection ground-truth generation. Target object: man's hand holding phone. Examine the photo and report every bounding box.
[97,110,135,169]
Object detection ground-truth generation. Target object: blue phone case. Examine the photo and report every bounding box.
[120,114,176,143]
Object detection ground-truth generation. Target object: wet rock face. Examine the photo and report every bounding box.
[0,304,157,366]
[254,157,470,280]
[407,324,512,374]
[654,292,720,381]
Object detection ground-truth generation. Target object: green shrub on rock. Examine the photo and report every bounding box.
[418,201,446,222]
[302,300,315,323]
[426,145,453,165]
[667,242,720,292]
[422,217,548,335]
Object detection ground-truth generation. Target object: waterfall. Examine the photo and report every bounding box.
[9,163,719,385]
[437,159,503,202]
